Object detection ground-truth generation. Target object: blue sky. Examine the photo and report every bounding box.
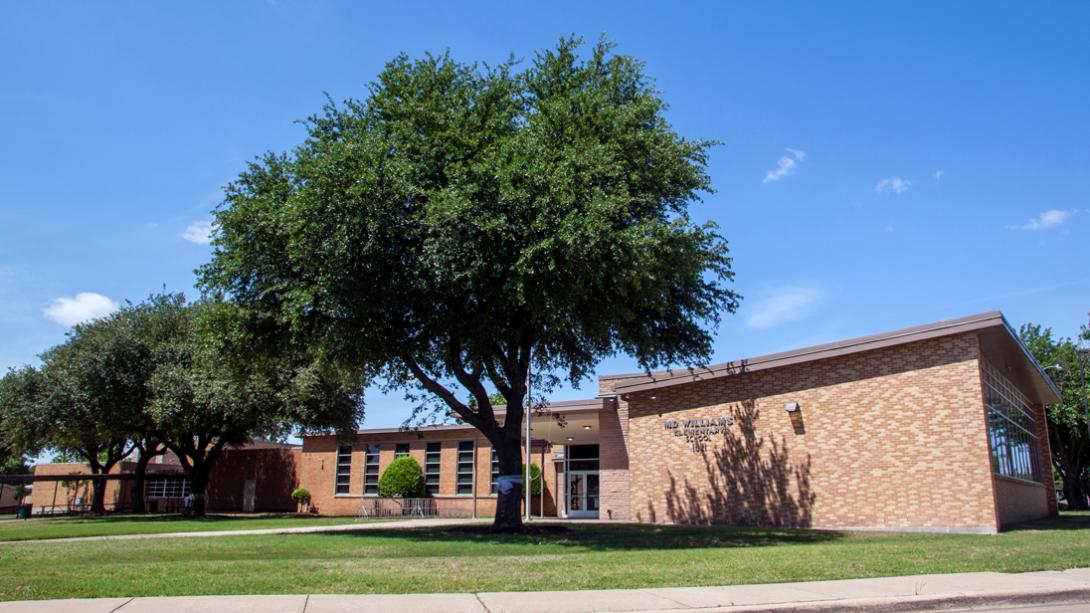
[2,1,1088,428]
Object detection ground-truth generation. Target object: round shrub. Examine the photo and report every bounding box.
[290,487,311,504]
[378,456,425,497]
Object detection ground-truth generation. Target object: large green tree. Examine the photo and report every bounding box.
[0,366,45,475]
[29,314,153,513]
[201,38,738,530]
[145,296,365,517]
[1021,322,1090,509]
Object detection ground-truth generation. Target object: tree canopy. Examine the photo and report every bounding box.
[200,37,738,530]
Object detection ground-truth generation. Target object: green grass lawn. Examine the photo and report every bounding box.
[0,514,361,542]
[3,514,1090,601]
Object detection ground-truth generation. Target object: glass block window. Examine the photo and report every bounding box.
[146,477,190,498]
[983,361,1042,482]
[456,441,475,495]
[363,444,381,495]
[335,445,352,494]
[425,442,441,495]
[395,443,410,458]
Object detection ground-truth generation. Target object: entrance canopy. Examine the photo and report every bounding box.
[527,399,603,446]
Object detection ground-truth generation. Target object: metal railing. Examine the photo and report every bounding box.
[357,497,438,519]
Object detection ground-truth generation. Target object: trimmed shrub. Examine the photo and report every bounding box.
[378,456,425,497]
[290,487,311,504]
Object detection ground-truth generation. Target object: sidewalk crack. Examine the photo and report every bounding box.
[474,592,493,613]
[302,594,311,613]
[108,597,134,612]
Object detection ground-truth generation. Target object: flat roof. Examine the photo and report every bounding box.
[349,398,605,436]
[609,311,1061,404]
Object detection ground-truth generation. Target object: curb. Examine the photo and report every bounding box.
[695,586,1090,612]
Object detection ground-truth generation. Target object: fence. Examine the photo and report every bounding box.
[0,472,191,517]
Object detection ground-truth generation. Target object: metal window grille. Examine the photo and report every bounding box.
[424,442,441,495]
[363,444,381,495]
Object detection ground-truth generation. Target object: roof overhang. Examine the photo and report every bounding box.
[612,311,1061,405]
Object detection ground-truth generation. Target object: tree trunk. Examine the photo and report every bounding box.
[184,465,210,518]
[89,474,107,515]
[493,434,524,532]
[132,452,153,513]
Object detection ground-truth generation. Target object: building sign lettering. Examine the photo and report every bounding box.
[663,416,735,452]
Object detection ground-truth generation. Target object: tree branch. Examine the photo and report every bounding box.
[402,354,489,433]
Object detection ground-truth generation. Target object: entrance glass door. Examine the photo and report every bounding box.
[564,444,599,519]
[567,472,599,518]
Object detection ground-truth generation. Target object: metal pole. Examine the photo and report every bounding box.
[525,347,532,523]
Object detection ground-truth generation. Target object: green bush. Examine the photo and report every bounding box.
[378,456,425,497]
[522,463,542,497]
[290,487,311,504]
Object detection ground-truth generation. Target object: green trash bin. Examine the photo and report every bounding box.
[15,504,31,520]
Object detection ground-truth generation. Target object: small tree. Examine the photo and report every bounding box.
[377,456,425,497]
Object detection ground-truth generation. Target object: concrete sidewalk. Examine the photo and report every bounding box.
[3,568,1090,613]
[0,517,489,545]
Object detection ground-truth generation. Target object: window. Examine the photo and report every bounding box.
[363,444,380,495]
[490,447,500,494]
[395,443,410,458]
[425,442,441,495]
[146,477,190,498]
[983,361,1042,482]
[567,444,599,471]
[456,441,475,495]
[335,445,353,494]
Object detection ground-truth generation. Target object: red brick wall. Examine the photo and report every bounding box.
[207,448,300,512]
[300,429,558,517]
[622,333,1006,533]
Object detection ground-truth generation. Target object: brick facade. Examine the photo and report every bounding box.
[299,429,559,518]
[614,332,1054,533]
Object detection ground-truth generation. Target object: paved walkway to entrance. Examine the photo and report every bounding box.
[0,517,490,545]
[3,568,1090,612]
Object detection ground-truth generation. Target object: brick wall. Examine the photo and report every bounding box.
[207,448,300,512]
[300,429,558,517]
[623,333,1007,533]
[994,477,1050,525]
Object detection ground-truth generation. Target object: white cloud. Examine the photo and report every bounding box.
[1008,209,1073,231]
[933,170,944,182]
[763,148,806,184]
[746,285,824,329]
[875,176,911,194]
[180,220,215,245]
[43,292,119,326]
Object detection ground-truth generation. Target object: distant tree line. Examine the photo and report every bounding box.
[0,294,364,516]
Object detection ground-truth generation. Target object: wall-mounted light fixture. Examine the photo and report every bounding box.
[785,402,800,413]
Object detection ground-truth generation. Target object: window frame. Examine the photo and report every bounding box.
[425,442,441,495]
[456,440,475,496]
[982,361,1042,483]
[363,444,381,496]
[334,444,353,495]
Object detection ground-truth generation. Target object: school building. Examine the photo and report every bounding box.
[297,311,1059,533]
[27,311,1061,533]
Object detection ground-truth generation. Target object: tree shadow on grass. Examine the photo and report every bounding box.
[1003,512,1090,532]
[333,522,845,551]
